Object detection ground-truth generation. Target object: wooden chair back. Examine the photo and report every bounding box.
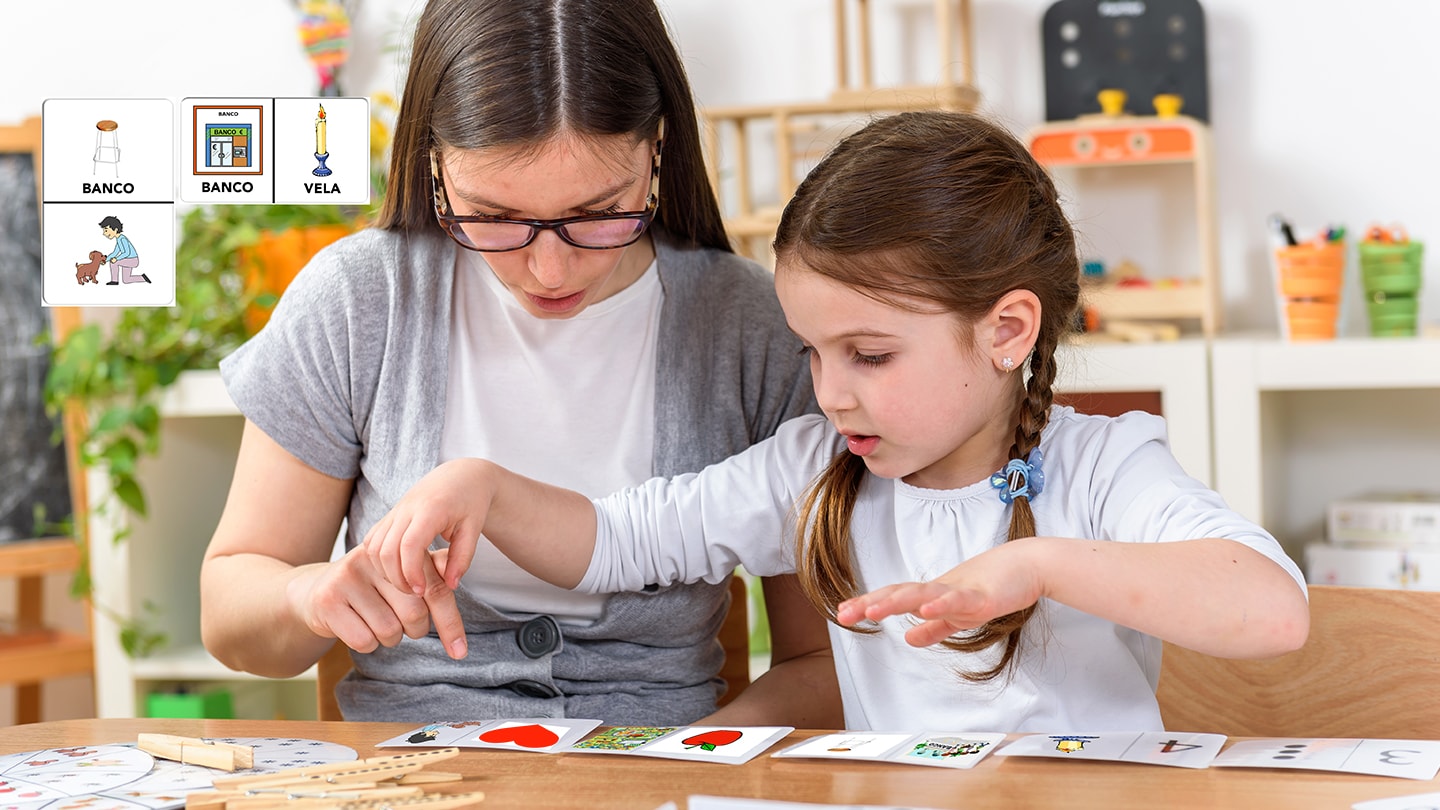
[1157,584,1440,738]
[316,574,752,720]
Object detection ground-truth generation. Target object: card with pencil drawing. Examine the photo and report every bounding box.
[772,731,1006,770]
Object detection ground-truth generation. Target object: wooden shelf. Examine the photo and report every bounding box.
[1083,282,1209,321]
[0,631,93,684]
[1028,114,1221,337]
[129,645,316,682]
[0,538,94,707]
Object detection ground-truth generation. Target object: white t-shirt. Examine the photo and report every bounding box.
[442,251,662,622]
[586,407,1308,732]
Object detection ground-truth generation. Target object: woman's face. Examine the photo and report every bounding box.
[436,131,657,319]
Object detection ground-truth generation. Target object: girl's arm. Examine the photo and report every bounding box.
[364,457,598,594]
[838,536,1309,658]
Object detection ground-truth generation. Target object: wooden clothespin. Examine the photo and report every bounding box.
[221,787,424,810]
[209,748,460,791]
[187,784,412,810]
[138,734,255,771]
[199,789,485,810]
[188,747,470,810]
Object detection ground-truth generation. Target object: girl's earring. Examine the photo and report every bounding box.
[1001,356,1015,372]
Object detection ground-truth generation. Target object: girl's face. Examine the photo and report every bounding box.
[436,131,656,319]
[776,262,1019,490]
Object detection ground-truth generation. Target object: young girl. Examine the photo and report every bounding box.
[365,111,1310,732]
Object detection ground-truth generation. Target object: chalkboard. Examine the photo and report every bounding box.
[1042,0,1210,122]
[0,120,73,543]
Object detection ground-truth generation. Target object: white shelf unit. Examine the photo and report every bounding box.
[88,370,317,719]
[1211,334,1440,565]
[1056,338,1212,486]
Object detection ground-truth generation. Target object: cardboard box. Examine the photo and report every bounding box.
[1328,492,1440,546]
[1305,542,1440,590]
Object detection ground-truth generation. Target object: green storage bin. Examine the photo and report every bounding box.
[146,688,235,719]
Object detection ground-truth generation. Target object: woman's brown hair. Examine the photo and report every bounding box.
[376,0,730,252]
[774,111,1081,681]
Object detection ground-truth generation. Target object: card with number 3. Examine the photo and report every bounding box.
[1212,738,1440,780]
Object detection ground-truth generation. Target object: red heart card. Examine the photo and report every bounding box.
[478,724,560,749]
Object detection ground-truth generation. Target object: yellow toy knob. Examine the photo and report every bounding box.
[1153,93,1183,118]
[1097,88,1127,116]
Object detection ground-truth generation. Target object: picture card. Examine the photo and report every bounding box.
[772,731,1007,770]
[377,719,603,754]
[569,726,795,765]
[1212,738,1440,781]
[994,731,1226,769]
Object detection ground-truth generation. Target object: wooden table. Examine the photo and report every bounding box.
[1,718,1435,809]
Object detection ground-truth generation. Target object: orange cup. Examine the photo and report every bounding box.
[1284,300,1339,340]
[1275,243,1345,340]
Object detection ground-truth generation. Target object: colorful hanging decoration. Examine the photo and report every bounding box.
[297,0,352,97]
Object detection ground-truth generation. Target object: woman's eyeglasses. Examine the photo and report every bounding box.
[431,128,663,253]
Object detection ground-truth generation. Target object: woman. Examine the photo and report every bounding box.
[199,0,839,725]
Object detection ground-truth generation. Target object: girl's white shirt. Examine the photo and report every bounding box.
[587,408,1306,732]
[442,250,662,623]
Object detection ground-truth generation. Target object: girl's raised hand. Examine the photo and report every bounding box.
[835,540,1045,648]
[363,458,495,597]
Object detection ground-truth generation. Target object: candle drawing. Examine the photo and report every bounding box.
[312,103,333,176]
[316,104,327,155]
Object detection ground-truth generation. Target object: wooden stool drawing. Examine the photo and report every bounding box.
[93,119,120,177]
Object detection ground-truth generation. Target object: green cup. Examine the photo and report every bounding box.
[1358,242,1424,295]
[1366,292,1419,337]
[1359,241,1423,335]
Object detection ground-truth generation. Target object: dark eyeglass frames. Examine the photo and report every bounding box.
[431,121,664,252]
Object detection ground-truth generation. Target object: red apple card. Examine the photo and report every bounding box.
[377,719,602,754]
[1211,738,1440,780]
[993,731,1226,769]
[771,731,1006,770]
[569,726,795,765]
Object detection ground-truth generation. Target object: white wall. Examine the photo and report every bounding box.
[5,0,1437,333]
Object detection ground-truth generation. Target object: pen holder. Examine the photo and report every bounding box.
[1358,241,1424,336]
[1273,242,1345,340]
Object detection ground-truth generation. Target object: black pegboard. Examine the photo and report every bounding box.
[1042,0,1210,122]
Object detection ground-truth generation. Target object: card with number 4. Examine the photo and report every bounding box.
[994,731,1226,769]
[772,731,1006,770]
[1212,738,1440,780]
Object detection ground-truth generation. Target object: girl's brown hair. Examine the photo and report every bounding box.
[774,111,1080,681]
[377,0,730,252]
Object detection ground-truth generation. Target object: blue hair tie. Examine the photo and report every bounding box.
[990,448,1045,504]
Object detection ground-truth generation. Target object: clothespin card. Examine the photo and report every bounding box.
[138,734,256,771]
